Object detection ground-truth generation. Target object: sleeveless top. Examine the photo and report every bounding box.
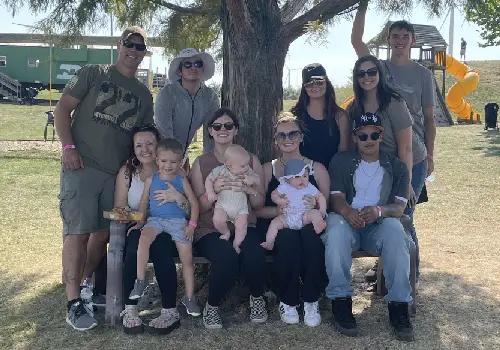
[148,173,186,219]
[300,111,341,168]
[256,159,319,232]
[128,173,145,210]
[194,151,256,241]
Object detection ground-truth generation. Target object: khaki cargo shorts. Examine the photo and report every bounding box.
[59,166,115,235]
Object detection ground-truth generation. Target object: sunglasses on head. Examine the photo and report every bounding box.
[210,122,235,131]
[275,130,302,142]
[356,67,378,79]
[182,60,204,69]
[356,132,381,142]
[304,78,326,88]
[120,39,147,52]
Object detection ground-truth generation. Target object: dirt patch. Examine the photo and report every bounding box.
[0,140,61,153]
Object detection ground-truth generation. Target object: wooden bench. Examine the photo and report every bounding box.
[104,219,416,325]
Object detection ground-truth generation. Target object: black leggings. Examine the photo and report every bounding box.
[273,224,326,306]
[194,227,267,306]
[123,229,178,308]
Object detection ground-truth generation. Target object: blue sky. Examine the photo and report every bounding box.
[1,3,499,87]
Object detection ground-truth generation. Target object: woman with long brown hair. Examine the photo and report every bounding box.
[291,63,350,168]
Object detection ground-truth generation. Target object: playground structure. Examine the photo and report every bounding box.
[435,52,480,123]
[342,22,481,125]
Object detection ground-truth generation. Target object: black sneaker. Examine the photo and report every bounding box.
[66,300,98,331]
[331,297,357,337]
[388,302,414,342]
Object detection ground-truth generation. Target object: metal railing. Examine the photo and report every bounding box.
[0,72,21,100]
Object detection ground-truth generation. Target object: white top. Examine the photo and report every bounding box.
[128,174,145,210]
[277,182,318,212]
[351,160,385,210]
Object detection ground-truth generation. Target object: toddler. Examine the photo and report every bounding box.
[205,144,260,253]
[261,159,327,250]
[129,138,201,316]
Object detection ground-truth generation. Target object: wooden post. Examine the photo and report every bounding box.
[105,222,127,326]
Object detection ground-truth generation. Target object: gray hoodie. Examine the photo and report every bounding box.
[154,79,219,155]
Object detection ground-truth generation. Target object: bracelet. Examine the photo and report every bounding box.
[63,144,75,151]
[376,206,383,218]
[203,193,208,201]
[188,220,197,228]
[426,154,434,159]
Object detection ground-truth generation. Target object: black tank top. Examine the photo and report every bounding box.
[300,111,340,168]
[256,160,319,232]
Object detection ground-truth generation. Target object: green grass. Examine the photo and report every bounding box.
[1,99,500,348]
[37,89,63,101]
[0,104,54,140]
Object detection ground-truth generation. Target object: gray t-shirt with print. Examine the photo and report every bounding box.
[378,98,427,164]
[62,64,154,175]
[381,60,434,157]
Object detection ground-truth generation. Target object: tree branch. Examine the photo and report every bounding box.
[148,0,218,15]
[281,0,358,45]
[280,0,309,24]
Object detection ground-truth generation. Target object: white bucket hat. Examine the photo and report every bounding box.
[168,48,215,82]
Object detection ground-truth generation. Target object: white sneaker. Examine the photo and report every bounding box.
[279,302,299,324]
[304,301,321,327]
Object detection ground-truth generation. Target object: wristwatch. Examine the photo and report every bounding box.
[376,206,383,218]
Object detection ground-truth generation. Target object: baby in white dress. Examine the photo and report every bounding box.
[261,159,327,250]
[205,145,260,253]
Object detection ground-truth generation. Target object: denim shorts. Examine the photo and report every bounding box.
[144,217,189,246]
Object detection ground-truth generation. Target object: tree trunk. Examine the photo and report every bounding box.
[221,0,288,163]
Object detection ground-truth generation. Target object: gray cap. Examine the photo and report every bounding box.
[279,159,312,182]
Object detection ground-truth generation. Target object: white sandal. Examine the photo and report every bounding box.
[120,305,143,334]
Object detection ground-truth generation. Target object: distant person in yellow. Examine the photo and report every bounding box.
[460,38,467,63]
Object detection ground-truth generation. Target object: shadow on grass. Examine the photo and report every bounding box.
[0,152,60,161]
[356,266,500,349]
[2,262,499,350]
[474,130,500,157]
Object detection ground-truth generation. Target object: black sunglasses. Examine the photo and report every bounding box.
[120,39,147,52]
[356,132,381,142]
[182,60,204,69]
[275,130,302,142]
[210,122,235,131]
[355,67,378,78]
[304,78,326,88]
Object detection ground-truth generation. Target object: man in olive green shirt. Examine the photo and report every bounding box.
[55,26,153,331]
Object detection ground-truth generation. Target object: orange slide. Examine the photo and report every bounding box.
[436,52,480,121]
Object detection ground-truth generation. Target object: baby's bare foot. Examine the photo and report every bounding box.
[233,242,241,254]
[313,219,326,234]
[260,241,274,251]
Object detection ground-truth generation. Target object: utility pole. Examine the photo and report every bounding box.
[110,15,114,64]
[448,3,455,56]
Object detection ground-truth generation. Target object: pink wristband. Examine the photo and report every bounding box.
[426,154,433,159]
[63,144,75,151]
[188,220,197,228]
